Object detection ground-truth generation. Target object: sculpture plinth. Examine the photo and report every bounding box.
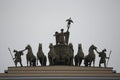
[0,66,120,80]
[54,44,73,65]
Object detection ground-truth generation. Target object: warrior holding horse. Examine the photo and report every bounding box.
[95,49,109,67]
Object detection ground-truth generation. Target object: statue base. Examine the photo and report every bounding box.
[0,66,120,80]
[54,44,73,65]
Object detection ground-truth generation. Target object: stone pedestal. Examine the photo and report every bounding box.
[0,66,120,80]
[54,45,73,65]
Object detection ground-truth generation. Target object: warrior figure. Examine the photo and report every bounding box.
[54,31,60,45]
[13,49,25,67]
[59,29,65,45]
[54,29,70,45]
[95,49,109,67]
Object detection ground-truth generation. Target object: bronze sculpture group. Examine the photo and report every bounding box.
[11,18,110,68]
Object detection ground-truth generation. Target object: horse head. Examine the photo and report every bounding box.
[49,43,54,49]
[69,43,73,48]
[77,43,84,58]
[78,44,82,49]
[38,43,42,50]
[13,49,18,53]
[37,43,44,55]
[91,45,97,50]
[25,44,31,50]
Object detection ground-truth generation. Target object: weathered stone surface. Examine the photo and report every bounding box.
[54,45,73,65]
[0,66,120,80]
[8,66,113,72]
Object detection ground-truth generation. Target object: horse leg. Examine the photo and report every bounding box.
[43,58,45,66]
[20,63,23,67]
[42,57,44,66]
[34,57,37,66]
[49,57,52,66]
[52,57,56,65]
[32,58,36,67]
[43,56,46,66]
[93,59,95,67]
[36,57,38,65]
[84,58,86,66]
[104,63,106,68]
[44,56,47,66]
[74,59,77,66]
[35,60,36,66]
[99,63,101,67]
[71,57,73,66]
[75,56,78,66]
[39,58,42,66]
[30,61,32,67]
[32,62,34,66]
[79,58,82,66]
[16,62,18,67]
[33,61,36,66]
[89,60,91,67]
[27,60,28,67]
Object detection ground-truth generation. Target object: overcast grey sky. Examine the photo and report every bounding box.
[0,0,120,73]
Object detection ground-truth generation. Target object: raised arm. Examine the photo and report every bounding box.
[95,49,100,54]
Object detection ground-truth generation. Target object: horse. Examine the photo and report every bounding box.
[25,45,36,67]
[68,43,74,66]
[84,55,90,67]
[37,43,47,66]
[74,44,84,66]
[84,45,97,67]
[48,43,58,65]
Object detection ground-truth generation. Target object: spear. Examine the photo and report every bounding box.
[107,50,112,67]
[8,48,15,66]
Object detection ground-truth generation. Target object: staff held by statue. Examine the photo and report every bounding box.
[8,48,15,66]
[107,50,112,67]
